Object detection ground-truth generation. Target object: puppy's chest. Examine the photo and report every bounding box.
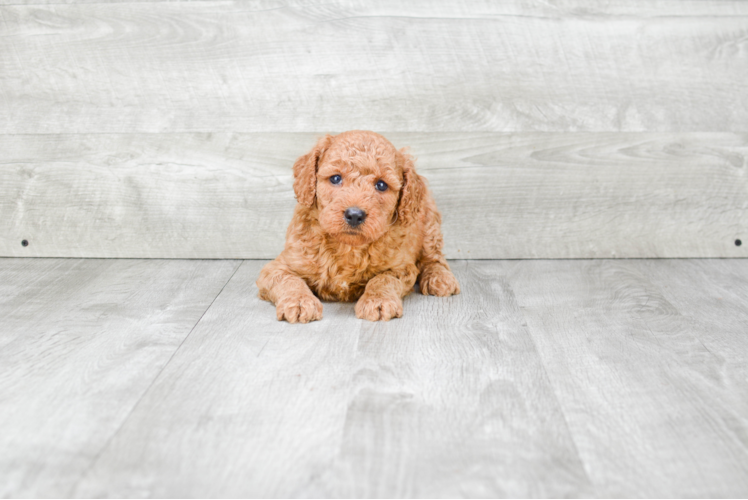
[300,228,415,302]
[314,254,377,302]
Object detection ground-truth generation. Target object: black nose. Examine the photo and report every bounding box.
[344,207,367,227]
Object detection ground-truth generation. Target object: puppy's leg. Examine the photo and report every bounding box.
[257,259,322,323]
[417,204,460,297]
[355,266,418,321]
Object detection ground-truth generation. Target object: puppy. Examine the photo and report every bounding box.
[257,130,460,322]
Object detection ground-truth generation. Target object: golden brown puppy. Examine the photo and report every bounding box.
[257,130,459,322]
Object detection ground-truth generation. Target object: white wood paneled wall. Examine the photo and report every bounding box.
[1,133,746,258]
[1,1,746,258]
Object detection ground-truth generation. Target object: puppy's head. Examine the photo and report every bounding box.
[293,131,423,246]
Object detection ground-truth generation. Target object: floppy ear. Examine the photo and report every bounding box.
[396,148,425,226]
[293,135,333,207]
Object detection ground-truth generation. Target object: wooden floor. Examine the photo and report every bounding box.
[1,258,747,498]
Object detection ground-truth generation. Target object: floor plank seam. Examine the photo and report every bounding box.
[3,259,84,319]
[66,259,245,496]
[505,267,596,490]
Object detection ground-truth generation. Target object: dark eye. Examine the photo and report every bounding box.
[330,174,342,185]
[375,180,388,192]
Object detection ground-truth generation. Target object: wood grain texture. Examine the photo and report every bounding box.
[2,0,747,11]
[72,260,591,498]
[1,1,747,133]
[0,258,240,498]
[1,132,746,259]
[631,258,748,414]
[3,258,747,497]
[503,259,748,497]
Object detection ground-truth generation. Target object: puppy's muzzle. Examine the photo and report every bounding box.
[344,207,367,228]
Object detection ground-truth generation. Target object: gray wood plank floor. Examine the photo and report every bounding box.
[0,259,241,498]
[1,258,747,497]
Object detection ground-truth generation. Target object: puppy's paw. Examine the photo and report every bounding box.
[355,294,403,321]
[276,293,323,323]
[419,267,461,297]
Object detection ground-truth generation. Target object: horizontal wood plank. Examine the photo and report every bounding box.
[1,132,745,259]
[3,0,747,12]
[1,1,747,133]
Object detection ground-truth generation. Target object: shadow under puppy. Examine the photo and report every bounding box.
[257,130,460,322]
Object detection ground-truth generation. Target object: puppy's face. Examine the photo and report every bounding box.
[293,131,420,247]
[316,133,402,246]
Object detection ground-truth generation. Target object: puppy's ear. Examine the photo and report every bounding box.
[396,148,425,226]
[293,135,333,207]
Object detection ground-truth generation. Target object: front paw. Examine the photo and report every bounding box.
[276,293,323,323]
[355,294,403,321]
[419,267,461,296]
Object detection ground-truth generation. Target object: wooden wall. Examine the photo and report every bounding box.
[1,1,746,258]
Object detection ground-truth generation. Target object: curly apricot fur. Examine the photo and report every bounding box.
[257,130,459,322]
